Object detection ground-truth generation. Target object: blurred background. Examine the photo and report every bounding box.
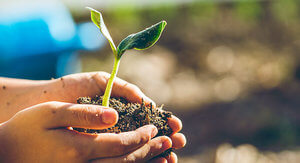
[1,0,300,162]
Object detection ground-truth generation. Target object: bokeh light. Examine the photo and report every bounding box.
[1,0,300,162]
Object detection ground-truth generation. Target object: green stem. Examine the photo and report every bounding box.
[102,57,121,107]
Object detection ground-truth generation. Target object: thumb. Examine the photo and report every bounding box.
[37,102,118,129]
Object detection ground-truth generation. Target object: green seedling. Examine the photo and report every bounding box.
[87,7,167,107]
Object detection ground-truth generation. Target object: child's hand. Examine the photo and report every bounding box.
[0,101,173,162]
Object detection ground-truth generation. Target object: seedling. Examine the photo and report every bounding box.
[87,7,167,107]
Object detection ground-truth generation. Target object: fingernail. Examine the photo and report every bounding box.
[151,126,158,138]
[162,138,172,150]
[102,108,118,124]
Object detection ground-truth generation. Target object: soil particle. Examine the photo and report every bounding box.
[74,95,174,156]
[6,102,10,106]
[2,85,6,90]
[43,90,47,94]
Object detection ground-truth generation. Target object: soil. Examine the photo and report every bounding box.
[74,95,173,157]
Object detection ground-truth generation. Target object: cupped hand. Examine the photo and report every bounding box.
[2,72,186,162]
[0,101,173,162]
[49,72,186,161]
[47,72,186,162]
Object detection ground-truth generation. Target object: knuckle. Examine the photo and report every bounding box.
[66,147,81,159]
[142,134,151,144]
[42,101,63,114]
[98,71,110,80]
[115,139,128,154]
[64,146,88,160]
[129,84,140,92]
[77,106,102,125]
[113,131,150,155]
[74,106,89,124]
[100,71,110,76]
[122,155,136,163]
[113,136,131,155]
[138,131,151,145]
[127,84,142,95]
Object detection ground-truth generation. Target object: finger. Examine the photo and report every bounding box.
[149,157,167,163]
[46,72,104,103]
[112,81,155,107]
[66,125,158,159]
[168,115,182,134]
[93,72,155,107]
[35,102,118,129]
[92,136,172,163]
[170,133,186,149]
[165,152,178,163]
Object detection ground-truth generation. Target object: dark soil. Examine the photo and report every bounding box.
[74,95,173,157]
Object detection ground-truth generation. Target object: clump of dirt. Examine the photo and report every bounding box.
[74,95,173,157]
[75,95,173,137]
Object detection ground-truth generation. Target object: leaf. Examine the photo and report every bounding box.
[86,7,117,55]
[117,20,167,58]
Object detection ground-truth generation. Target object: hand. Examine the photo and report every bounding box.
[1,72,186,162]
[47,72,186,162]
[0,101,172,162]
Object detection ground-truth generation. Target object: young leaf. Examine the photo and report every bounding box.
[86,7,117,55]
[117,21,167,58]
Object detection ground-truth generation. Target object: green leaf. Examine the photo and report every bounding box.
[86,7,117,55]
[117,20,167,58]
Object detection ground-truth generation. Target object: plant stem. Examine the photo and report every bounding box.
[102,57,121,107]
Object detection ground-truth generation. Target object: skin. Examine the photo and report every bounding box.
[0,72,186,162]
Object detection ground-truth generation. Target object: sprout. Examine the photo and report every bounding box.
[87,7,167,107]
